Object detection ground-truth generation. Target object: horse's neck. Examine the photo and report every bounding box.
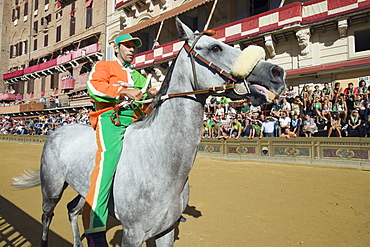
[151,59,205,158]
[167,54,196,94]
[158,65,205,134]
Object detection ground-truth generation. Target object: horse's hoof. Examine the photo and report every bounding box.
[39,240,48,247]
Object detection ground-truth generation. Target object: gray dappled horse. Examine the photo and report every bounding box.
[13,17,286,247]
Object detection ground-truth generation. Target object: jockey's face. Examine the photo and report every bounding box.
[115,40,136,64]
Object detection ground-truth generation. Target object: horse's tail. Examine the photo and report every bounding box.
[12,169,41,190]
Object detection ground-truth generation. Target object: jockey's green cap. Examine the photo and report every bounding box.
[115,34,142,48]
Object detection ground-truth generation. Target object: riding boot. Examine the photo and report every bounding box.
[85,231,108,247]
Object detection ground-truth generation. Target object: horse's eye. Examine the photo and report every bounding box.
[210,45,222,52]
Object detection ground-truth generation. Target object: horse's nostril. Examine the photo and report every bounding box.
[271,68,281,78]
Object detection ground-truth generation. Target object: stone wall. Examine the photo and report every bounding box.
[198,137,370,171]
[0,134,48,145]
[1,134,369,170]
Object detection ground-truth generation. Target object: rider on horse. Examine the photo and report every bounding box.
[83,34,156,246]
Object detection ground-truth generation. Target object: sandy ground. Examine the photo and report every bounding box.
[1,142,370,247]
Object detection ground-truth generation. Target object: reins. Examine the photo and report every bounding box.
[134,83,236,105]
[110,83,235,125]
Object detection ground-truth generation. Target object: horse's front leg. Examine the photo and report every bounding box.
[121,228,145,247]
[154,227,175,247]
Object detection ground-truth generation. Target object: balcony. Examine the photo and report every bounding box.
[61,77,75,90]
[3,70,24,80]
[0,93,16,101]
[39,58,57,71]
[24,64,40,75]
[57,43,100,65]
[3,43,100,81]
[57,53,72,65]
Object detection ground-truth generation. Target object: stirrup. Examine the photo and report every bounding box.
[84,231,108,247]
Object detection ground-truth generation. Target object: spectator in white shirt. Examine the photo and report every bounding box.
[280,98,291,112]
[259,116,277,138]
[279,111,291,132]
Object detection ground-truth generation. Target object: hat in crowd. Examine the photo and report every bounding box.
[115,34,142,48]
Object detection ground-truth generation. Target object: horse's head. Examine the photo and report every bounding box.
[175,17,286,106]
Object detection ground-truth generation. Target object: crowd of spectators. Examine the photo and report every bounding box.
[202,80,370,139]
[0,100,24,107]
[1,81,370,139]
[0,109,90,135]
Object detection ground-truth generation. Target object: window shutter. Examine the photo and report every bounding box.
[10,45,13,58]
[28,78,35,94]
[41,76,46,91]
[18,42,22,56]
[19,81,25,94]
[13,45,18,57]
[70,16,76,36]
[24,40,28,54]
[44,34,48,47]
[34,20,38,32]
[56,25,61,42]
[51,71,59,89]
[24,2,28,16]
[86,6,92,28]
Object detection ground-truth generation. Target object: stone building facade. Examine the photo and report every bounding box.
[1,0,107,113]
[0,1,12,93]
[1,0,370,115]
[107,0,370,94]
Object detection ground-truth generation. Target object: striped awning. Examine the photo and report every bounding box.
[110,0,213,42]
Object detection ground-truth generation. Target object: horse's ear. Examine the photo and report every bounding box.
[175,16,195,43]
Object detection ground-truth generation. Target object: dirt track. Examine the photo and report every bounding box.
[1,142,369,247]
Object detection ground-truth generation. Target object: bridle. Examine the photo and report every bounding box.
[181,30,250,96]
[133,30,250,106]
[182,31,238,92]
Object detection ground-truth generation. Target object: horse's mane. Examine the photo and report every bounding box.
[132,56,177,129]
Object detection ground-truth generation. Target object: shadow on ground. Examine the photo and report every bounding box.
[0,196,72,246]
[107,204,202,246]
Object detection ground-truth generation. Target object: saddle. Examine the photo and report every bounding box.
[89,101,151,129]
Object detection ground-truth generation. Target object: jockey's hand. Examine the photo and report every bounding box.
[120,88,143,101]
[148,87,158,96]
[146,87,159,99]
